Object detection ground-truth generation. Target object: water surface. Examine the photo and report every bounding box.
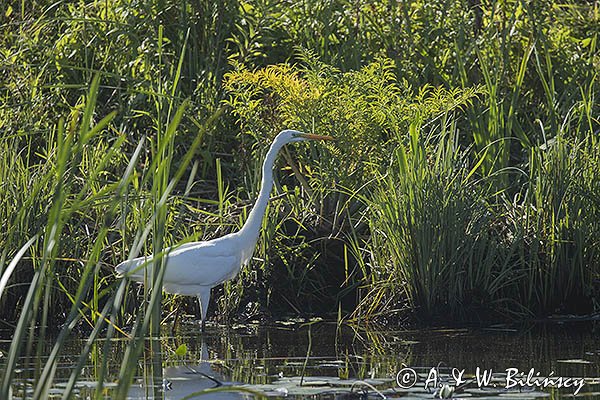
[3,321,599,399]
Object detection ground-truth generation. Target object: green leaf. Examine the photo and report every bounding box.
[175,344,187,357]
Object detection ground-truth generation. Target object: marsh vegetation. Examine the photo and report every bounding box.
[0,0,599,397]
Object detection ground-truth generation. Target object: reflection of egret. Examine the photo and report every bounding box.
[165,340,223,389]
[161,342,237,399]
[127,341,243,399]
[116,130,333,329]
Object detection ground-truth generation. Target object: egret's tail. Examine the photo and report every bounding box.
[115,260,130,277]
[115,257,147,278]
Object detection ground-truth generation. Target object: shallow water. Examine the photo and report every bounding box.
[3,321,600,399]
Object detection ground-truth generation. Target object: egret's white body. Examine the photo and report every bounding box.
[116,130,333,329]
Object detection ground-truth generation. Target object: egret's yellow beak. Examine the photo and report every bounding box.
[299,133,335,141]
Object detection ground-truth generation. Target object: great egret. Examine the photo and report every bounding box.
[116,130,333,329]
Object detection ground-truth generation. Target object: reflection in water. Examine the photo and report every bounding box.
[126,341,247,399]
[3,321,599,399]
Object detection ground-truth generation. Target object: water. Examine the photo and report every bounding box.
[3,321,599,399]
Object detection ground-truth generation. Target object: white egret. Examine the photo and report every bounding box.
[116,130,333,329]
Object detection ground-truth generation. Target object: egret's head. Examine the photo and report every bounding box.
[277,129,335,144]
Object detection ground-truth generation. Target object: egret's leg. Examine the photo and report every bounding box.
[198,288,211,331]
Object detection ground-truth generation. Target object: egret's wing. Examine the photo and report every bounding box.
[161,250,240,287]
[115,236,238,276]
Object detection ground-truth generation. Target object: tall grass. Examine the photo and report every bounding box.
[356,123,519,321]
[516,113,600,314]
[0,75,123,397]
[0,68,221,397]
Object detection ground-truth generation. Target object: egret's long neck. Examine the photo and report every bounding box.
[238,139,285,244]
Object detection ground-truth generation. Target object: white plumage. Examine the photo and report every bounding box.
[116,130,333,329]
